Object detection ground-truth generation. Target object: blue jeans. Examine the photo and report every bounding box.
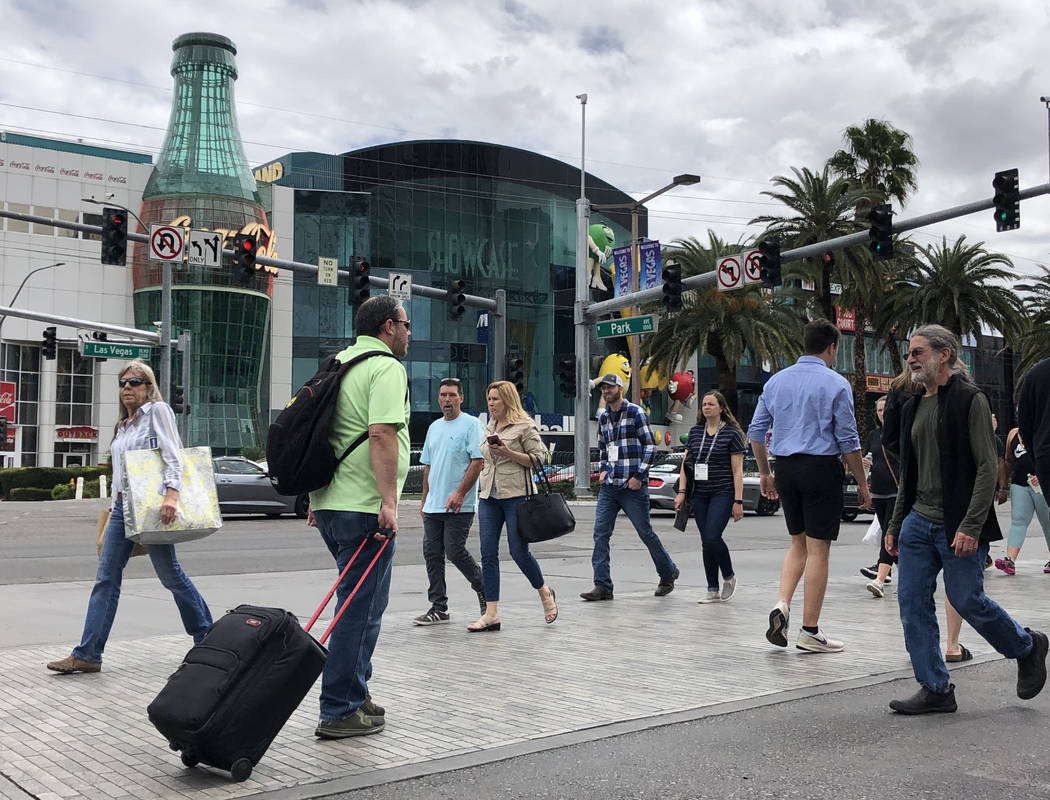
[478,496,544,602]
[313,510,395,722]
[897,510,1033,693]
[691,492,734,591]
[592,483,677,592]
[1006,484,1050,550]
[73,500,212,663]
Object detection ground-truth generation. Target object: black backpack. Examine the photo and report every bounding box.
[265,350,396,496]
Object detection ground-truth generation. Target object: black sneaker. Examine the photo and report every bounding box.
[580,586,614,601]
[889,684,957,714]
[655,567,680,597]
[413,608,450,626]
[860,564,879,580]
[361,693,384,718]
[1017,628,1049,700]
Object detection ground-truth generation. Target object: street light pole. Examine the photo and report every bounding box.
[0,262,67,375]
[592,173,701,403]
[573,92,592,498]
[82,197,171,397]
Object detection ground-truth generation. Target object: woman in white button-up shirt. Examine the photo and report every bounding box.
[46,361,212,674]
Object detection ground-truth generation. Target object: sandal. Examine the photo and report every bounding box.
[540,586,558,624]
[467,617,501,632]
[945,644,973,663]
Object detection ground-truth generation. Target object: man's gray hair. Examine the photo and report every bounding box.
[911,324,973,382]
[355,295,403,337]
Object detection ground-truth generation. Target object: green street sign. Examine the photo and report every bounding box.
[81,341,153,360]
[595,314,658,339]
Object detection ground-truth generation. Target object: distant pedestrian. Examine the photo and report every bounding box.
[674,391,745,604]
[993,427,1050,576]
[885,325,1047,714]
[861,395,899,598]
[747,318,870,653]
[1019,357,1050,498]
[414,378,487,625]
[470,380,557,631]
[47,360,212,675]
[308,295,411,738]
[581,373,680,601]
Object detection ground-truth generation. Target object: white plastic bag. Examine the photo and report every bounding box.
[862,516,882,546]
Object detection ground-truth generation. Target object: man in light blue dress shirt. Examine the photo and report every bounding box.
[747,319,870,653]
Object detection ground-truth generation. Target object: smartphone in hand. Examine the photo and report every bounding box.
[487,434,503,446]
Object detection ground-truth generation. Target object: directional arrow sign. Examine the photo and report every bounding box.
[595,314,658,339]
[81,341,153,360]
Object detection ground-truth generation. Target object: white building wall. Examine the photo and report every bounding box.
[268,183,295,414]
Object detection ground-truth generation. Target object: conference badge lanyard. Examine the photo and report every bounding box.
[694,425,722,482]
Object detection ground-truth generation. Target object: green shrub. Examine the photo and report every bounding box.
[8,487,52,501]
[241,446,266,462]
[51,484,74,500]
[0,465,112,496]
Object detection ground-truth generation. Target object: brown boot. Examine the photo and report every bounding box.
[46,655,101,674]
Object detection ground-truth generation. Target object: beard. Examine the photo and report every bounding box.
[909,363,935,384]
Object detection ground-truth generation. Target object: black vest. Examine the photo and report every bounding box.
[896,374,1002,545]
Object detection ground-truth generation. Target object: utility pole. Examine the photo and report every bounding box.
[573,92,592,498]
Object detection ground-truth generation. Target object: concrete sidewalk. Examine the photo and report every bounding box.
[2,539,1049,800]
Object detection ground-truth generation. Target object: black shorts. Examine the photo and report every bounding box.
[773,454,844,541]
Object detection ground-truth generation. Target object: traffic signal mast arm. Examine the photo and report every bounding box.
[584,179,1050,319]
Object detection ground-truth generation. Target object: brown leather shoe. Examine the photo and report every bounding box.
[46,655,101,674]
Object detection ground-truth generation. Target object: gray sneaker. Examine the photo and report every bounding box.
[413,608,450,626]
[698,591,722,604]
[315,708,385,739]
[721,576,737,602]
[361,693,384,718]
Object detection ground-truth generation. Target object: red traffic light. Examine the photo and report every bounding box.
[112,214,125,226]
[241,239,254,251]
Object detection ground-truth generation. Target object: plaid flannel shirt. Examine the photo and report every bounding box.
[597,400,657,486]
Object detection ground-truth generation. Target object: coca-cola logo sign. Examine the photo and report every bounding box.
[0,391,12,407]
[0,381,14,425]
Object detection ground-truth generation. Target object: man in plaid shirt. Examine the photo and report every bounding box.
[580,374,680,601]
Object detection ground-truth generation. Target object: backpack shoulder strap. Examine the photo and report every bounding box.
[334,350,401,464]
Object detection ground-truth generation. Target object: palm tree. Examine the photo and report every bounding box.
[889,236,1025,351]
[827,118,920,209]
[1013,268,1050,377]
[640,233,803,413]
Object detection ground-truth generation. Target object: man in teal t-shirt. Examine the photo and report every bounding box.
[308,295,410,740]
[414,378,487,626]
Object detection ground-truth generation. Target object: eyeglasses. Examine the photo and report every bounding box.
[391,318,411,331]
[906,348,927,359]
[118,377,149,388]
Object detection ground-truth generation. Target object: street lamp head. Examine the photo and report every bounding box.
[673,174,702,186]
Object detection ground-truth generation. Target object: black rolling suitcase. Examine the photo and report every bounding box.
[148,537,390,781]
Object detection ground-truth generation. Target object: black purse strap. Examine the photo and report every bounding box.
[524,453,552,496]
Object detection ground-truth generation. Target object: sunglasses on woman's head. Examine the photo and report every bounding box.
[118,378,148,388]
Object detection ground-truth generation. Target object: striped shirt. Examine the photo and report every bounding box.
[597,400,657,486]
[685,423,745,496]
[110,401,183,498]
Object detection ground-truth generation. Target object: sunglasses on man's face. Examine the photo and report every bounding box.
[118,378,148,388]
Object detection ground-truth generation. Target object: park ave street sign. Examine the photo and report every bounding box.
[596,314,658,339]
[80,341,153,360]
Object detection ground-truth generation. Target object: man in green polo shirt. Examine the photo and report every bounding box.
[309,294,411,739]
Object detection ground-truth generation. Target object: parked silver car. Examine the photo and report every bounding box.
[213,457,309,518]
[647,453,780,516]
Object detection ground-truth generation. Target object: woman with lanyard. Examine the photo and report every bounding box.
[674,391,746,603]
[46,360,212,674]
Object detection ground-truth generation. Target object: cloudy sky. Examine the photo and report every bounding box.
[3,0,1049,280]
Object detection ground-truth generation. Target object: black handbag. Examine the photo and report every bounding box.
[516,454,576,543]
[673,457,695,532]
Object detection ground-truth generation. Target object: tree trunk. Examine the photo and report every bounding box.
[706,332,738,413]
[852,309,869,443]
[887,335,901,373]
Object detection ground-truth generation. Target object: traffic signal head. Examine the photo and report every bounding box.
[100,207,128,266]
[349,259,370,308]
[661,260,683,313]
[171,384,186,415]
[868,204,893,261]
[506,354,525,393]
[758,238,782,287]
[993,168,1020,232]
[231,233,257,283]
[556,355,577,398]
[447,278,466,321]
[42,326,57,360]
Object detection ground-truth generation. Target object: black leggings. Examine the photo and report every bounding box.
[874,496,898,566]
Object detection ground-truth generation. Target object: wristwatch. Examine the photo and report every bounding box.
[733,499,744,505]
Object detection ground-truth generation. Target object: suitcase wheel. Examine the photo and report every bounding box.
[230,758,252,782]
[180,751,199,769]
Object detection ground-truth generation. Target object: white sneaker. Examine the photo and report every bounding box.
[721,576,737,602]
[766,601,790,647]
[698,591,722,604]
[866,580,884,598]
[796,629,845,653]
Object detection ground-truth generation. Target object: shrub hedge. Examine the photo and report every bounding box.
[8,487,53,501]
[0,465,111,497]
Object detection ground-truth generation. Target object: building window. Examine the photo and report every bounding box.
[83,212,102,241]
[5,203,29,233]
[0,343,41,466]
[55,348,94,428]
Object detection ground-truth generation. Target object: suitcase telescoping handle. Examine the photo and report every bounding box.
[304,537,391,645]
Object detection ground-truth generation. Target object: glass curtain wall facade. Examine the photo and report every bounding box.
[272,140,637,440]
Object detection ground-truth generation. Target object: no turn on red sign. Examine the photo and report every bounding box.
[149,224,184,262]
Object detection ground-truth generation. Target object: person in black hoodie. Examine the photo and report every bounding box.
[1019,357,1050,495]
[885,325,1048,714]
[861,395,900,597]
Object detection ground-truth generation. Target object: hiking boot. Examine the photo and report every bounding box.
[1017,629,1049,700]
[889,684,957,715]
[361,693,384,718]
[413,608,450,626]
[796,629,845,653]
[995,557,1016,576]
[866,579,885,598]
[315,708,384,739]
[46,655,101,674]
[655,567,680,597]
[580,586,614,601]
